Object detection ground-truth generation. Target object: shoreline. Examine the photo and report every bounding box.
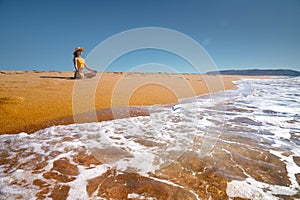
[0,71,276,134]
[0,76,299,199]
[9,106,154,135]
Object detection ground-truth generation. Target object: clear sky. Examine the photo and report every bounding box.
[0,0,299,73]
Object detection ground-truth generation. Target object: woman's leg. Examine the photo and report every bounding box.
[74,69,84,79]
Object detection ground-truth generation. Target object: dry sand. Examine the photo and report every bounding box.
[0,70,270,134]
[0,71,281,199]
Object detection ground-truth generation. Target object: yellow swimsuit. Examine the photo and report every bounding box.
[76,57,85,69]
[75,57,85,78]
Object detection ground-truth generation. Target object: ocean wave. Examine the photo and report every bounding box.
[1,77,300,199]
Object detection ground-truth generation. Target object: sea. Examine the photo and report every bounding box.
[0,77,299,199]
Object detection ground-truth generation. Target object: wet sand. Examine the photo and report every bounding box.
[2,71,298,200]
[0,70,271,134]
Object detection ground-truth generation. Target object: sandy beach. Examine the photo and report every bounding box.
[1,0,299,198]
[1,72,299,199]
[0,71,271,135]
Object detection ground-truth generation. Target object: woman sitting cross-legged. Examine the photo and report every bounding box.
[73,47,97,79]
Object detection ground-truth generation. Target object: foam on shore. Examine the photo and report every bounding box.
[0,77,300,199]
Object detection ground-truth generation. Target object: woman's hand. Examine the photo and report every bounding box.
[88,68,97,73]
[84,64,96,73]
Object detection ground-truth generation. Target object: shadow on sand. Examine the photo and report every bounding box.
[40,76,74,80]
[40,72,96,80]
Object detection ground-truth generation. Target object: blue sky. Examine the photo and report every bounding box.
[0,0,299,73]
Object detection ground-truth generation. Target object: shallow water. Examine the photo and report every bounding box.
[0,77,300,199]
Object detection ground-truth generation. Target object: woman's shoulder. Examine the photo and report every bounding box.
[74,57,85,61]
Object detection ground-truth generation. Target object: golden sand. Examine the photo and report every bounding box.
[1,71,291,199]
[0,71,270,134]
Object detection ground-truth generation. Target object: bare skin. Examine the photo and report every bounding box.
[73,50,97,77]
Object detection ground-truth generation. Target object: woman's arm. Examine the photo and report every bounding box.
[84,63,97,73]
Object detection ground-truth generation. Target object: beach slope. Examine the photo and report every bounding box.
[0,71,267,134]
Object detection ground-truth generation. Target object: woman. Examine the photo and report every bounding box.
[73,47,97,79]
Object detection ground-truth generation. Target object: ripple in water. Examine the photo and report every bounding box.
[0,77,300,199]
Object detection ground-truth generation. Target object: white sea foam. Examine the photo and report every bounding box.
[68,165,109,199]
[1,77,300,199]
[225,77,300,199]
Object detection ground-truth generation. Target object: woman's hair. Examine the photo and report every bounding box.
[73,51,80,65]
[73,50,80,57]
[73,50,81,65]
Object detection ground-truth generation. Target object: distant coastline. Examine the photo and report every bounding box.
[206,69,300,76]
[2,69,299,76]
